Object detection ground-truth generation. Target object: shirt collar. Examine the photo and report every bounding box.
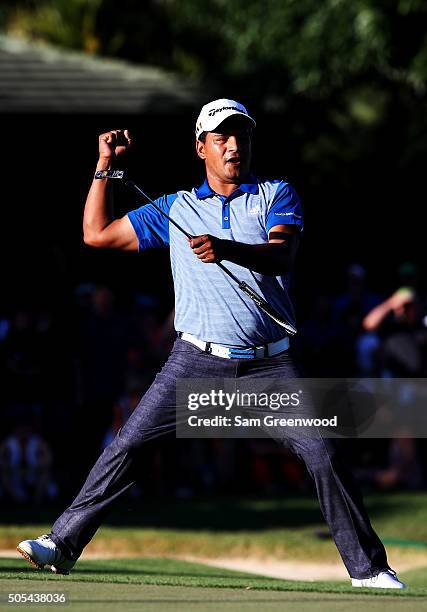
[195,174,259,199]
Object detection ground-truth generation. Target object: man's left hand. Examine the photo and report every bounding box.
[189,234,225,263]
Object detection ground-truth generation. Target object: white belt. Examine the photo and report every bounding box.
[179,332,289,359]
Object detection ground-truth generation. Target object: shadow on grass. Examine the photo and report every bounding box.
[1,565,263,581]
[76,569,271,580]
[0,559,273,582]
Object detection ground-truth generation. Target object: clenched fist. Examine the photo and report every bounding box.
[189,234,225,263]
[99,129,132,161]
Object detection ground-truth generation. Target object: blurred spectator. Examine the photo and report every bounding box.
[397,262,420,293]
[334,264,382,326]
[2,264,426,501]
[358,286,427,490]
[356,331,381,375]
[128,297,175,377]
[0,422,57,504]
[363,287,427,377]
[1,309,48,402]
[78,286,129,400]
[0,305,69,407]
[75,286,130,454]
[0,315,10,342]
[333,264,382,374]
[101,381,146,449]
[356,437,423,491]
[296,295,348,375]
[247,440,308,495]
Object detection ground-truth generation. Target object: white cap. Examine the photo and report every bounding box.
[195,98,256,139]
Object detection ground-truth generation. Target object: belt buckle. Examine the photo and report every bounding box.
[229,347,256,359]
[255,344,267,359]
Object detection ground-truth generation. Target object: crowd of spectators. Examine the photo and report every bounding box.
[296,262,427,491]
[1,261,426,505]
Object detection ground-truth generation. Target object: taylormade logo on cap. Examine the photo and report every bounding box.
[195,98,256,139]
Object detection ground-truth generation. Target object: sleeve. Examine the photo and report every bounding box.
[127,193,178,251]
[265,181,303,233]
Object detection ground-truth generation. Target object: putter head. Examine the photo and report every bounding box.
[94,169,126,180]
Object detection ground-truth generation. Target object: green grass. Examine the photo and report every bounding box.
[1,557,427,612]
[2,493,427,564]
[2,493,427,609]
[1,581,423,612]
[0,557,426,596]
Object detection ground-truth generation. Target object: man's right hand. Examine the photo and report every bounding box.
[99,129,132,162]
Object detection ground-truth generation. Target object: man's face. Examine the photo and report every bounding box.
[196,118,252,183]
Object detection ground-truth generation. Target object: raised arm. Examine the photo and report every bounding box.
[83,129,138,251]
[363,288,415,331]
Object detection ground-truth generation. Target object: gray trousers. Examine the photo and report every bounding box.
[51,338,389,579]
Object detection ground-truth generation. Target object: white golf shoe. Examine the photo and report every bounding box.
[352,569,406,589]
[17,534,75,575]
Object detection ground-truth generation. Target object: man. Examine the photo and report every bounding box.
[17,99,404,588]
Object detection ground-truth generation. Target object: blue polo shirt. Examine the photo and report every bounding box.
[128,176,303,347]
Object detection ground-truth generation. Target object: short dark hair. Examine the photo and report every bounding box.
[198,131,207,143]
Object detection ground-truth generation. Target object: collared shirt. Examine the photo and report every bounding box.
[128,176,303,347]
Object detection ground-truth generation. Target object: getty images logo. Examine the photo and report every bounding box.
[208,105,242,117]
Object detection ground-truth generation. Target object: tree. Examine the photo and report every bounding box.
[3,1,427,99]
[2,1,427,204]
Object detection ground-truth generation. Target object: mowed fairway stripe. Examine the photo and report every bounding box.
[1,557,427,612]
[0,580,424,612]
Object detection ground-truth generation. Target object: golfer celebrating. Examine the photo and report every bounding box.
[18,99,404,589]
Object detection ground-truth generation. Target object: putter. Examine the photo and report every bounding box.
[95,169,297,336]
